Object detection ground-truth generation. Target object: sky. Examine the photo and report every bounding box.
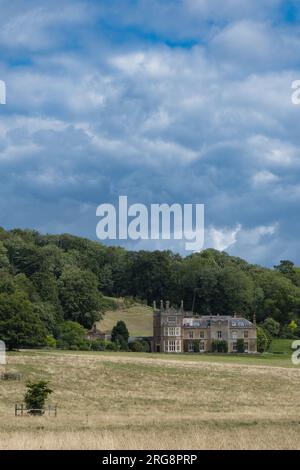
[0,0,300,266]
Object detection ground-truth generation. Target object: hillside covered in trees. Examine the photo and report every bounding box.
[0,227,299,349]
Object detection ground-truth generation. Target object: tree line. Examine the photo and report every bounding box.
[0,227,299,349]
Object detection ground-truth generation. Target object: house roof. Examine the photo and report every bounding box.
[182,315,254,328]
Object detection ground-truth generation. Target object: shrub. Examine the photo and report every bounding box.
[24,380,53,416]
[236,338,245,353]
[89,339,106,351]
[129,340,150,352]
[129,341,143,352]
[45,335,56,349]
[56,321,88,350]
[212,340,228,353]
[140,339,150,352]
[115,334,129,351]
[257,326,269,352]
[105,340,119,351]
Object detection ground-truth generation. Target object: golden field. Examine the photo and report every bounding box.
[0,350,300,450]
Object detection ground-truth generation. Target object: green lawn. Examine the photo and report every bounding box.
[269,339,294,354]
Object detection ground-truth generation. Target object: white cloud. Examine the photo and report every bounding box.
[237,224,278,246]
[252,170,279,186]
[206,224,242,251]
[248,135,300,167]
[206,223,278,261]
[0,2,91,50]
[186,0,281,21]
[111,51,173,78]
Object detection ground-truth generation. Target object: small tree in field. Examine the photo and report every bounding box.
[24,380,53,415]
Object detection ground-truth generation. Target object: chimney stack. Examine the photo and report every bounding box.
[166,300,170,310]
[180,300,184,310]
[253,313,256,326]
[160,300,164,310]
[153,300,156,311]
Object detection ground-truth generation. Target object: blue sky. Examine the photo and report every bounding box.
[0,0,300,265]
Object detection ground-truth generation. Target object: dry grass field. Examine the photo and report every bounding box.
[97,301,153,336]
[0,350,300,450]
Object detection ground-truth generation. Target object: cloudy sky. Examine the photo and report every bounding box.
[0,0,300,265]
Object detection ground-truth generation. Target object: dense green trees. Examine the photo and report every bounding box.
[58,268,103,328]
[262,318,280,337]
[0,227,299,349]
[0,294,47,349]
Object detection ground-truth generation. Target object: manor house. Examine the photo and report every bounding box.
[153,301,257,354]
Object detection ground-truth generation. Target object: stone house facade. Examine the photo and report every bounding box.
[153,301,257,354]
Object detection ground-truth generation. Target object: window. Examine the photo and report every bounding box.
[189,331,194,339]
[166,327,181,336]
[200,331,205,339]
[188,341,194,352]
[232,331,237,340]
[244,342,249,352]
[168,316,176,324]
[217,331,222,339]
[166,340,175,352]
[200,341,205,352]
[165,340,181,352]
[232,342,237,352]
[244,331,249,339]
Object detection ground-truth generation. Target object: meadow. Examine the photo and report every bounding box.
[97,300,153,337]
[0,349,300,450]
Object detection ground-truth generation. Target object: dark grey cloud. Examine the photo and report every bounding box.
[0,0,300,265]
